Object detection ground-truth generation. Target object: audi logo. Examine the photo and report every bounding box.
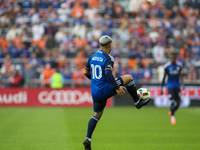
[38,90,93,105]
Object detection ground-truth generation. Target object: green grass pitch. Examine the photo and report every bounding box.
[0,107,200,150]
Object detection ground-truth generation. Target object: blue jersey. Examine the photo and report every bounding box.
[85,50,114,101]
[164,61,182,89]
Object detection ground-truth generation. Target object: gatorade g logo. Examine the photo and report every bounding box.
[38,90,93,105]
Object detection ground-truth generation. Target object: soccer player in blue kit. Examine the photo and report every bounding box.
[83,35,151,150]
[161,53,184,125]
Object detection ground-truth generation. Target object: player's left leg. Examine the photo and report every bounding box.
[173,89,181,115]
[83,99,107,150]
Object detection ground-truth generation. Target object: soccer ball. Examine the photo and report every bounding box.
[137,88,151,100]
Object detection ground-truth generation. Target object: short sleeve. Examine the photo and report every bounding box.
[105,57,114,71]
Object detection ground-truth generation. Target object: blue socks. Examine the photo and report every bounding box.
[126,80,139,103]
[86,116,99,139]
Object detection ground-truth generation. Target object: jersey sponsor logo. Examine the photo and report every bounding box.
[38,90,93,105]
[0,91,27,104]
[107,64,113,70]
[91,57,103,62]
[169,68,179,75]
[116,79,121,85]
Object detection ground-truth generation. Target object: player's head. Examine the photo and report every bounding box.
[99,35,112,54]
[171,53,177,64]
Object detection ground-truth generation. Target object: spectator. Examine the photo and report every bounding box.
[16,12,29,25]
[174,35,185,49]
[130,65,142,82]
[50,67,64,89]
[28,52,40,69]
[111,41,122,59]
[102,25,112,37]
[0,13,10,27]
[8,41,19,58]
[46,34,56,49]
[156,63,165,82]
[32,21,45,40]
[187,63,198,82]
[142,62,153,81]
[72,65,84,87]
[117,25,130,48]
[51,0,60,9]
[0,35,8,49]
[71,1,84,18]
[72,22,86,38]
[39,0,49,9]
[57,3,70,23]
[62,67,72,86]
[165,0,178,10]
[54,28,65,43]
[84,3,98,23]
[29,43,43,58]
[74,36,87,49]
[60,32,72,55]
[40,63,55,87]
[51,13,62,28]
[152,42,166,63]
[6,24,17,40]
[73,52,86,70]
[12,34,23,49]
[9,65,25,87]
[102,14,113,29]
[149,28,160,45]
[24,64,37,87]
[22,0,32,11]
[1,54,14,77]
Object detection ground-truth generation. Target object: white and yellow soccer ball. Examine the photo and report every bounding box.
[137,88,151,100]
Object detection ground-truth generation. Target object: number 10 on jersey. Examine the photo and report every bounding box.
[91,64,102,79]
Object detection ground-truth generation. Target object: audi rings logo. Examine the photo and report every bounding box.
[38,90,93,105]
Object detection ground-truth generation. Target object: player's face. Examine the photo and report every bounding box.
[171,55,176,64]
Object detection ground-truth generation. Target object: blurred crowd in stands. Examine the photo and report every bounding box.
[0,0,200,87]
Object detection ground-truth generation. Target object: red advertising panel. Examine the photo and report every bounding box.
[0,88,113,107]
[141,86,200,107]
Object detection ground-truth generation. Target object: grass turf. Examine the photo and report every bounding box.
[0,107,200,150]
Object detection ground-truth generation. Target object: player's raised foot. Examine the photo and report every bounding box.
[168,111,172,116]
[135,88,151,109]
[83,139,91,150]
[171,116,176,125]
[135,98,151,109]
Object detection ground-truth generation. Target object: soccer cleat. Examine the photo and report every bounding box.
[168,111,172,116]
[135,98,151,109]
[83,139,91,150]
[171,119,176,125]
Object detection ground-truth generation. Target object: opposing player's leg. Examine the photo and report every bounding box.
[120,74,151,109]
[174,89,181,113]
[168,88,180,124]
[83,99,107,150]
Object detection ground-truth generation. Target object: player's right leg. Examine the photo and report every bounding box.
[120,74,151,109]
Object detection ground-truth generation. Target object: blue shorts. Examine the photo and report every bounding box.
[93,77,124,112]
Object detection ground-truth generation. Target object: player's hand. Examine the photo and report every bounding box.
[116,86,126,96]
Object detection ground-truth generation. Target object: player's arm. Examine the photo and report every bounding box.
[84,58,91,80]
[161,72,167,95]
[179,66,185,90]
[105,59,125,95]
